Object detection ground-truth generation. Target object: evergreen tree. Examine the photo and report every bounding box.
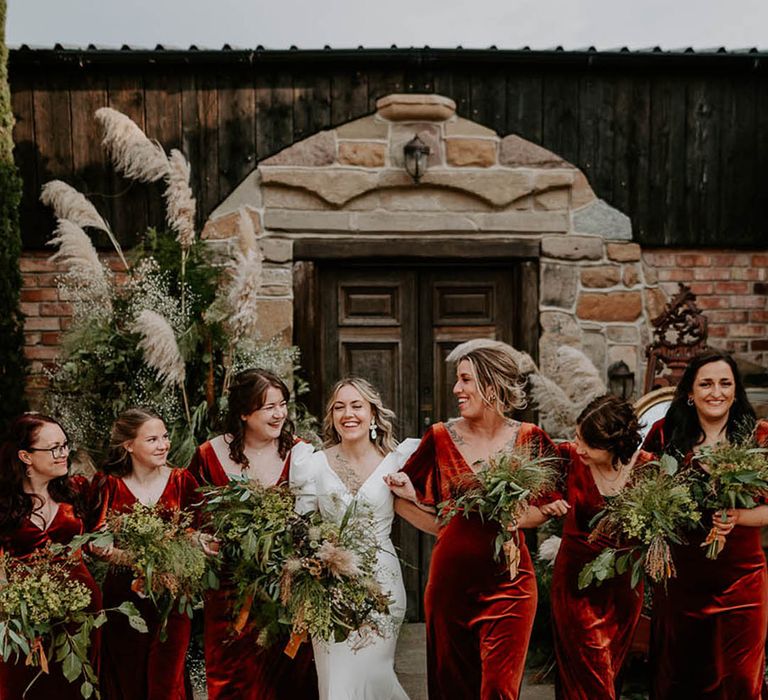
[0,0,28,430]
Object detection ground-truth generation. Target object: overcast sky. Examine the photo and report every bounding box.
[7,0,768,50]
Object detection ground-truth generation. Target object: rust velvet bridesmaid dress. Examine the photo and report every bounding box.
[90,467,199,700]
[550,443,650,700]
[188,439,318,700]
[0,477,102,700]
[644,419,768,700]
[402,420,555,700]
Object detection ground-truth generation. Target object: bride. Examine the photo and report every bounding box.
[291,377,418,700]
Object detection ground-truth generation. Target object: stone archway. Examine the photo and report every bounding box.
[202,93,666,391]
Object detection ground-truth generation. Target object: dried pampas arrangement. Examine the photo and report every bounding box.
[95,107,170,183]
[47,219,112,296]
[131,309,186,390]
[164,150,196,251]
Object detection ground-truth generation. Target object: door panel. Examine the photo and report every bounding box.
[307,261,538,620]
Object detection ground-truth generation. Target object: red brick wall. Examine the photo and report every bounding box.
[643,249,768,363]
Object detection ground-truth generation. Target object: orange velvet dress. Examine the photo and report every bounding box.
[188,439,318,700]
[89,468,199,700]
[402,421,555,700]
[0,477,102,700]
[644,419,768,700]
[551,444,651,700]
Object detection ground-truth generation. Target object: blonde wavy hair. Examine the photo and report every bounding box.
[446,339,528,416]
[322,377,397,453]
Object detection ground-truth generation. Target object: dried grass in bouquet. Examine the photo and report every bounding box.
[199,480,302,645]
[439,450,558,579]
[280,505,392,650]
[689,436,768,559]
[71,503,215,634]
[0,548,143,699]
[578,455,701,590]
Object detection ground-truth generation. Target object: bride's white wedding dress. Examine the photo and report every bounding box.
[290,439,419,700]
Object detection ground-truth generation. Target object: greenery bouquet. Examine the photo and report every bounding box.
[72,503,215,633]
[578,456,701,589]
[199,479,302,645]
[0,547,143,699]
[689,438,768,559]
[438,450,558,579]
[279,505,392,650]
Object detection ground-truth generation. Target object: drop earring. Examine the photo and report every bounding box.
[369,420,378,441]
[687,397,694,406]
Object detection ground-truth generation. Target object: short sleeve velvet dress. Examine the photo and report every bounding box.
[401,421,555,700]
[89,467,199,700]
[188,438,318,700]
[644,419,768,700]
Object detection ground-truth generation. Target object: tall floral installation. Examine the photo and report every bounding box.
[40,107,311,466]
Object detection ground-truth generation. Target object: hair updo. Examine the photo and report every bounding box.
[577,394,642,467]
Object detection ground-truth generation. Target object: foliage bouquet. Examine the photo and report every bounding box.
[199,479,302,645]
[72,503,215,631]
[0,548,143,699]
[578,456,701,589]
[279,506,392,650]
[438,450,558,579]
[689,439,768,559]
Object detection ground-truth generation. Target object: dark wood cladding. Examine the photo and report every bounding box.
[10,48,768,248]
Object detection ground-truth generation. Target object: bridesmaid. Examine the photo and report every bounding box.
[386,339,565,700]
[188,368,318,700]
[90,408,199,700]
[550,395,650,700]
[0,414,102,700]
[643,349,768,699]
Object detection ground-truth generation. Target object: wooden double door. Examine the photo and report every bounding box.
[294,260,539,619]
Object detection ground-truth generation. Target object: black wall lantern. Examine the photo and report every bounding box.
[403,134,430,183]
[607,360,636,400]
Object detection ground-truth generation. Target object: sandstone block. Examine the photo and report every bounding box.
[607,325,641,344]
[542,236,603,261]
[606,242,642,262]
[608,345,639,373]
[573,199,632,240]
[354,212,477,232]
[580,265,621,288]
[202,208,262,240]
[376,93,456,122]
[445,118,497,138]
[254,299,293,343]
[541,263,579,308]
[476,211,568,233]
[534,188,570,211]
[623,264,640,287]
[260,169,379,206]
[644,287,668,319]
[377,187,492,213]
[261,185,332,210]
[577,292,642,322]
[540,311,581,337]
[642,262,658,285]
[261,238,293,263]
[209,170,263,216]
[445,138,497,167]
[581,330,607,376]
[264,210,352,232]
[420,170,534,208]
[570,171,597,209]
[336,116,389,140]
[390,124,442,169]
[260,130,335,167]
[499,135,569,168]
[338,142,387,168]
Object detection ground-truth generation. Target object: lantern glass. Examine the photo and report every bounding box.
[607,360,635,400]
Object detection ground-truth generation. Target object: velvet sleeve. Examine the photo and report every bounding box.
[401,426,440,507]
[518,423,563,506]
[187,446,209,486]
[642,418,666,455]
[755,419,768,448]
[86,473,115,532]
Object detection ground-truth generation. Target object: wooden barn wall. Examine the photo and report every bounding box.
[9,51,768,249]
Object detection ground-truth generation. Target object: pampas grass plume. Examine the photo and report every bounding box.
[227,244,263,341]
[95,107,169,183]
[48,219,111,289]
[165,150,196,250]
[552,346,606,406]
[236,207,258,255]
[528,373,577,438]
[131,309,186,389]
[41,180,128,270]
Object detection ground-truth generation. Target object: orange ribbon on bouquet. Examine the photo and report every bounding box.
[26,637,49,674]
[284,629,307,659]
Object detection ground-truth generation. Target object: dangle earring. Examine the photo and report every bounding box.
[369,419,378,441]
[687,397,694,406]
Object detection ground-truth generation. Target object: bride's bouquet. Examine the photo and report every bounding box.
[279,505,392,649]
[72,503,215,632]
[439,450,557,579]
[578,456,701,589]
[689,438,768,559]
[199,479,302,644]
[0,547,142,699]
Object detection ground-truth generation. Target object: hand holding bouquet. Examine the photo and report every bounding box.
[578,456,701,589]
[0,547,143,699]
[690,439,768,559]
[439,450,557,579]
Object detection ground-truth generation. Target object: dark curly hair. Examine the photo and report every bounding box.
[225,369,294,468]
[0,413,79,535]
[661,350,755,458]
[577,394,642,467]
[102,407,165,477]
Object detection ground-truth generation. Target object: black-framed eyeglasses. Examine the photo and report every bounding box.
[26,442,70,459]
